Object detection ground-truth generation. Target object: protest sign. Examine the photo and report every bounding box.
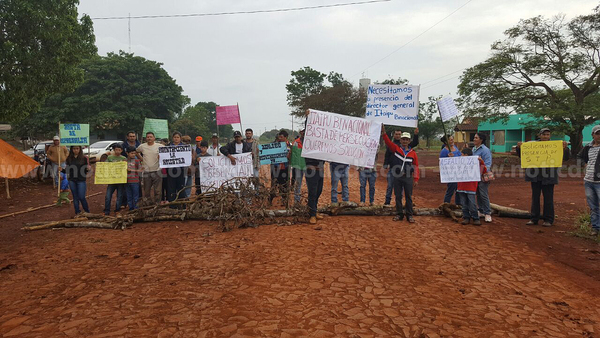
[142,118,169,140]
[259,142,289,165]
[94,161,127,184]
[302,109,381,168]
[198,153,253,192]
[159,144,192,168]
[437,96,459,122]
[520,140,564,168]
[365,84,420,127]
[59,124,89,146]
[216,105,241,126]
[439,156,481,183]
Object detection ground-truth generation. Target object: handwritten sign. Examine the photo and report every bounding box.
[94,161,127,184]
[437,96,459,122]
[216,105,241,126]
[59,124,89,146]
[302,109,381,168]
[258,142,289,165]
[142,118,169,140]
[159,144,192,168]
[365,85,420,127]
[520,140,564,168]
[439,156,481,183]
[198,153,253,192]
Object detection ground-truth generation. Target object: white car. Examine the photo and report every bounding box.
[86,140,123,163]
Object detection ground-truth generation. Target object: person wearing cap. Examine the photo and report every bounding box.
[207,133,221,156]
[46,136,70,188]
[195,140,211,194]
[244,129,260,179]
[578,125,600,236]
[381,126,420,223]
[516,127,569,226]
[383,128,419,205]
[220,131,252,165]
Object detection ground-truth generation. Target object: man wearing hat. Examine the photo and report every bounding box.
[381,126,420,223]
[220,131,252,165]
[207,133,221,156]
[516,127,569,227]
[578,125,600,236]
[46,136,69,188]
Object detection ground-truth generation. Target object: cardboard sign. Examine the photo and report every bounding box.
[216,105,241,126]
[437,96,459,122]
[365,84,420,127]
[302,109,381,168]
[159,144,192,168]
[59,124,90,146]
[95,161,127,184]
[259,142,289,165]
[198,153,253,192]
[520,140,564,168]
[142,118,169,140]
[439,156,481,183]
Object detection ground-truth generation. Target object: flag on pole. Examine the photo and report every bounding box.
[216,105,241,126]
[437,96,459,122]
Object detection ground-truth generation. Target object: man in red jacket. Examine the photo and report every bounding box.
[381,125,419,223]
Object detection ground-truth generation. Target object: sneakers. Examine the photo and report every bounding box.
[484,215,492,223]
[309,217,317,224]
[526,220,538,225]
[542,221,552,227]
[472,219,482,226]
[461,219,469,225]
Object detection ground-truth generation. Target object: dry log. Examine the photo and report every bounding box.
[497,211,532,219]
[62,222,115,229]
[490,203,529,215]
[22,217,88,231]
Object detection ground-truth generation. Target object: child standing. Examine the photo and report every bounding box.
[56,171,71,206]
[126,147,142,210]
[104,144,126,215]
[457,148,487,226]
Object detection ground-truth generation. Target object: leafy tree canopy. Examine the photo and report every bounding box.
[171,101,233,140]
[458,5,600,153]
[0,0,97,123]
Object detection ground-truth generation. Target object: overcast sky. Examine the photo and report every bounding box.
[79,0,597,134]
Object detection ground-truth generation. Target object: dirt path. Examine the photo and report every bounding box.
[0,152,599,337]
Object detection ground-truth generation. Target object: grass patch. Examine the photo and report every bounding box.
[570,212,600,242]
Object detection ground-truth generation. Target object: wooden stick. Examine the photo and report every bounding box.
[62,222,115,229]
[22,217,88,231]
[0,192,102,220]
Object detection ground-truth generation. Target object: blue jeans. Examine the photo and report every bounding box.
[444,183,458,204]
[184,175,193,198]
[585,181,600,231]
[104,184,124,214]
[69,180,89,214]
[51,162,66,186]
[126,182,140,210]
[476,181,491,215]
[294,168,305,202]
[330,163,349,203]
[359,169,377,203]
[460,192,479,221]
[385,169,394,204]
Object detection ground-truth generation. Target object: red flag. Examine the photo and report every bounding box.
[216,105,241,126]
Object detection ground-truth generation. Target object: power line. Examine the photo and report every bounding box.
[352,0,474,78]
[91,0,391,20]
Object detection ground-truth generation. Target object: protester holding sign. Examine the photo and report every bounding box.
[381,125,419,223]
[126,147,142,210]
[103,144,126,215]
[383,128,419,205]
[473,133,493,223]
[516,128,570,226]
[440,135,462,205]
[220,131,252,164]
[163,132,191,203]
[578,125,600,237]
[136,132,163,206]
[457,148,487,226]
[47,136,69,188]
[64,146,90,215]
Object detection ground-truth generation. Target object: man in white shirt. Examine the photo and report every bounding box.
[136,132,163,205]
[207,133,221,156]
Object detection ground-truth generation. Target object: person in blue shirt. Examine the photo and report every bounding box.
[440,135,463,205]
[472,132,493,223]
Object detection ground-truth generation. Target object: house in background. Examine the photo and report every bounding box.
[477,113,596,152]
[454,117,480,148]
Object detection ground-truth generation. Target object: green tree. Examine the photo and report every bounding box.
[286,67,366,117]
[14,51,188,139]
[0,0,97,123]
[171,101,233,139]
[259,128,297,143]
[458,6,600,154]
[418,96,446,147]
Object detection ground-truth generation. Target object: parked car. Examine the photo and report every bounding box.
[86,140,123,163]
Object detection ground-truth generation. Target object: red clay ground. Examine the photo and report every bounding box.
[0,150,599,337]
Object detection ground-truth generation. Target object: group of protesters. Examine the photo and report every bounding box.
[44,120,600,236]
